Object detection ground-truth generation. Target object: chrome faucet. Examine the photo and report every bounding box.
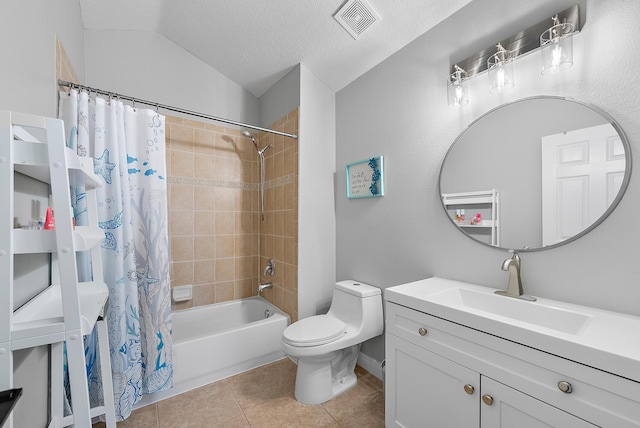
[495,250,536,301]
[258,282,273,293]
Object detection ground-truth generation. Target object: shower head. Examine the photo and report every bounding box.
[242,130,255,142]
[242,130,260,152]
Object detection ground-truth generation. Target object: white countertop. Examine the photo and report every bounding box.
[385,277,640,383]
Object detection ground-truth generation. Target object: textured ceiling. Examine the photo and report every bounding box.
[78,0,473,97]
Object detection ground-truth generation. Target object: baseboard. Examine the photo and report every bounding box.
[357,352,384,381]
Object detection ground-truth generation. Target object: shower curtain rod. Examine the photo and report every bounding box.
[57,79,298,139]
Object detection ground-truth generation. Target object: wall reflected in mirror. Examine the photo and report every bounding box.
[439,97,631,251]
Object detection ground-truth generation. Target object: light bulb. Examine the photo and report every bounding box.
[496,68,505,90]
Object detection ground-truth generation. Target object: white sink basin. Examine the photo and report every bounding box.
[384,277,640,383]
[427,287,592,335]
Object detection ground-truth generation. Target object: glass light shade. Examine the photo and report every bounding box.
[447,67,469,107]
[488,49,514,94]
[541,23,574,75]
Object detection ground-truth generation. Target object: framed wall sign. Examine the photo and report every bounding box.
[346,156,384,199]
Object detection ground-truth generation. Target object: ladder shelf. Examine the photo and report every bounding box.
[1,110,115,427]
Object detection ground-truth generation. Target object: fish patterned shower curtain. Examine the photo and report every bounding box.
[59,89,173,421]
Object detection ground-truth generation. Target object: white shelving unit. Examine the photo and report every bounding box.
[0,111,115,427]
[442,189,500,246]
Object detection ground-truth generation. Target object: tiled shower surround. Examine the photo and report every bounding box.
[167,109,299,322]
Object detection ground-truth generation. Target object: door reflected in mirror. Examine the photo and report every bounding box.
[439,97,631,251]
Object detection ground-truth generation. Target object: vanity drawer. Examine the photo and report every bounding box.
[385,301,640,427]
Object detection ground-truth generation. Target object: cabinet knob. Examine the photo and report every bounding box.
[463,384,475,395]
[482,394,494,406]
[557,381,573,394]
[418,327,428,336]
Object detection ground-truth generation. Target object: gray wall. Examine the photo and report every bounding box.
[336,0,640,363]
[259,65,301,128]
[84,29,259,126]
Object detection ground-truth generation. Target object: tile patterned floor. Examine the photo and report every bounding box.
[95,359,385,428]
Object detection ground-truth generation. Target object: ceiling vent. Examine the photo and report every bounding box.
[334,0,381,40]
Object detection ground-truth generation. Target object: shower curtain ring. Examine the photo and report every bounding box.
[132,99,136,111]
[155,103,160,116]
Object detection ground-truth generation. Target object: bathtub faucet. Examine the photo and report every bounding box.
[258,282,273,293]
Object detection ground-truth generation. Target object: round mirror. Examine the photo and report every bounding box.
[439,96,632,251]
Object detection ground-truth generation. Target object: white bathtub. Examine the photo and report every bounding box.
[136,296,290,406]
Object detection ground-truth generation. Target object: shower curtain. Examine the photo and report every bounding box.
[59,89,173,420]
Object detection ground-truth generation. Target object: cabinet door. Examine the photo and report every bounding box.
[480,377,596,428]
[386,333,479,428]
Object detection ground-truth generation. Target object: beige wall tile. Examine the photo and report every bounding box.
[215,212,235,235]
[169,210,193,237]
[194,235,215,260]
[283,237,294,265]
[193,154,216,180]
[193,128,217,156]
[282,263,294,293]
[215,281,235,303]
[194,211,216,235]
[193,284,215,306]
[235,256,254,280]
[215,234,235,259]
[171,150,194,177]
[194,260,215,285]
[194,187,215,211]
[171,261,194,286]
[235,212,252,234]
[284,147,296,176]
[169,125,194,151]
[170,184,193,210]
[234,234,252,257]
[215,258,235,282]
[171,236,194,262]
[273,236,284,262]
[214,187,236,211]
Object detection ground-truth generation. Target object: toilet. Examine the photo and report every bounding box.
[281,280,383,405]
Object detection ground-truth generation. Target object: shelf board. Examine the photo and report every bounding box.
[11,282,108,350]
[443,196,494,205]
[13,226,105,254]
[458,220,495,228]
[13,141,102,188]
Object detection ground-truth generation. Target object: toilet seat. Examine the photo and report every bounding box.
[283,315,346,347]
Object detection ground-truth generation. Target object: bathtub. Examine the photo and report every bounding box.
[136,296,290,406]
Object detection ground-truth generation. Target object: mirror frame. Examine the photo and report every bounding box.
[438,96,633,252]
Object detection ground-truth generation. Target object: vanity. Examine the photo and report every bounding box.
[384,277,640,427]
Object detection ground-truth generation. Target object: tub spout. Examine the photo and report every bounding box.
[258,282,273,293]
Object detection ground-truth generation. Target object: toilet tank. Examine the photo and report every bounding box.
[334,280,381,298]
[329,280,382,331]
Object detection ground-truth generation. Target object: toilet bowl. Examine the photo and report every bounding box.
[281,280,383,404]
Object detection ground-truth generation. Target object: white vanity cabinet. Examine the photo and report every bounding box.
[385,299,640,428]
[386,333,479,427]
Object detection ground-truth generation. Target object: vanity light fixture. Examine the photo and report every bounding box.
[447,64,469,107]
[488,43,515,94]
[540,14,575,75]
[447,4,580,106]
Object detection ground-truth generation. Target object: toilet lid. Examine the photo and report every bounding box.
[283,315,346,347]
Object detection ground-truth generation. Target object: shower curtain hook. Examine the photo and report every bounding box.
[132,98,136,111]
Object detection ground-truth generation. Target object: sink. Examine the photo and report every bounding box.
[428,288,592,335]
[384,277,640,383]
